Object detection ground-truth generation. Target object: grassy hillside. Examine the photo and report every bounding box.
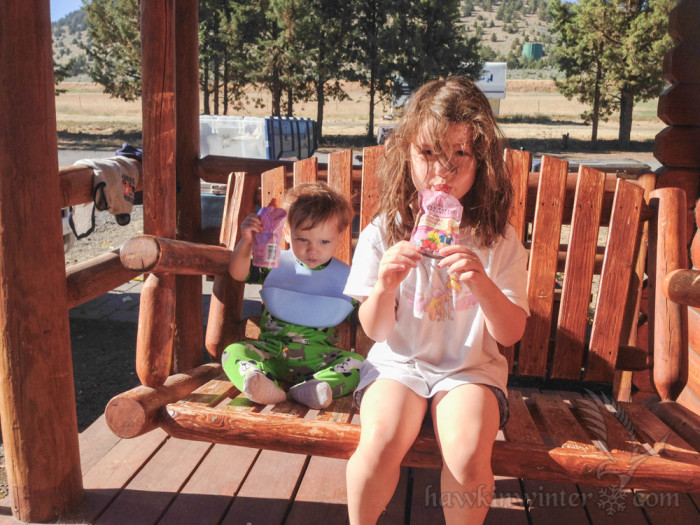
[52,8,91,78]
[52,1,556,81]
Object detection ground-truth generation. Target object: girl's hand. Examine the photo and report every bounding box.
[240,213,263,245]
[437,245,490,295]
[360,241,423,342]
[377,241,423,293]
[438,244,527,346]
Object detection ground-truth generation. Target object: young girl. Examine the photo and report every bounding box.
[344,77,529,524]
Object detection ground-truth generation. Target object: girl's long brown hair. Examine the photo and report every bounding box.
[376,76,512,247]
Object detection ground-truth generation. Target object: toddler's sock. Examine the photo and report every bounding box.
[289,379,332,409]
[243,370,286,405]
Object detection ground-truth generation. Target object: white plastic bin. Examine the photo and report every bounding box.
[200,115,316,160]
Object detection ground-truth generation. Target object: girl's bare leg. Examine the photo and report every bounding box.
[432,384,501,525]
[346,379,427,524]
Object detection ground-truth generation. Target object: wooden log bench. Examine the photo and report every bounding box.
[107,147,700,493]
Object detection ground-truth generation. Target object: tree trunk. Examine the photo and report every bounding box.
[287,86,293,116]
[316,80,325,142]
[213,56,220,115]
[223,49,229,115]
[619,85,634,148]
[202,61,210,115]
[591,59,602,142]
[271,59,282,116]
[368,68,376,140]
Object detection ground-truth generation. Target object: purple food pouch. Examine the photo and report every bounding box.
[252,200,287,268]
[410,185,463,258]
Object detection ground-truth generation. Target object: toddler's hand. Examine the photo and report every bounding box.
[437,245,490,294]
[377,241,423,293]
[240,213,263,244]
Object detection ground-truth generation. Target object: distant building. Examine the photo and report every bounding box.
[522,43,544,61]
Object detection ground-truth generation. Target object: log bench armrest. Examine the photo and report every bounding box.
[120,235,232,275]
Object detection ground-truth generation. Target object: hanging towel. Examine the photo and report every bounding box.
[91,157,141,225]
[70,156,142,238]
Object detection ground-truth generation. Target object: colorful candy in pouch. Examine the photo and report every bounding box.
[410,184,463,258]
[252,198,287,268]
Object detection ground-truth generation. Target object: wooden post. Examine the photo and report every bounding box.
[174,0,204,373]
[650,188,688,401]
[654,0,700,414]
[139,0,178,386]
[0,0,83,520]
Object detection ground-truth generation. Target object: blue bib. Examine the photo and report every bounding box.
[260,250,354,328]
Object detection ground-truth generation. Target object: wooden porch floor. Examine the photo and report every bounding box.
[0,415,697,524]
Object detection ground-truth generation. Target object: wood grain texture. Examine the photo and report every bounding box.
[0,2,83,519]
[586,180,644,383]
[649,188,689,400]
[518,155,568,377]
[360,145,384,229]
[551,167,605,380]
[328,149,353,265]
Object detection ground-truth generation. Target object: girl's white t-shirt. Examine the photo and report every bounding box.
[343,218,530,396]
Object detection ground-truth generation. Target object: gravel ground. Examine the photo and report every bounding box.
[65,203,144,266]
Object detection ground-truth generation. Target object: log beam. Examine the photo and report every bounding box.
[161,404,700,492]
[66,251,141,309]
[120,236,231,275]
[105,363,223,439]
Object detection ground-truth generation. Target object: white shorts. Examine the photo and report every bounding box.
[353,359,509,428]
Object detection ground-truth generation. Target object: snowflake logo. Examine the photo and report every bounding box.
[597,486,627,515]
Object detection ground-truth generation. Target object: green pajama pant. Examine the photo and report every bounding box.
[222,340,364,398]
[221,311,363,399]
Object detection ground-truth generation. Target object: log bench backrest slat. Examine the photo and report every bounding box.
[327,150,354,265]
[550,167,606,380]
[500,149,532,371]
[518,156,568,377]
[505,149,531,243]
[586,179,645,383]
[360,146,384,230]
[293,156,319,185]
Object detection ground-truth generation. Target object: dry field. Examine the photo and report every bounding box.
[56,80,664,164]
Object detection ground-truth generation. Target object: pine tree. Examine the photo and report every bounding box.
[82,0,141,101]
[550,0,673,146]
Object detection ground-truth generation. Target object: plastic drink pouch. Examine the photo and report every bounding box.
[252,199,287,268]
[410,185,463,258]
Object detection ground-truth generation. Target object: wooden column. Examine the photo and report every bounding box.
[654,0,700,413]
[138,0,178,386]
[0,0,83,521]
[174,0,204,373]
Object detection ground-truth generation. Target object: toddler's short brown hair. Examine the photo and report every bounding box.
[284,181,353,233]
